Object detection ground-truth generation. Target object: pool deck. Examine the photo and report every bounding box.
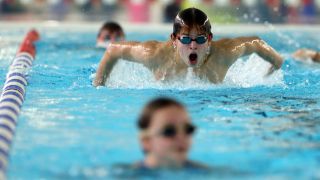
[1,21,320,34]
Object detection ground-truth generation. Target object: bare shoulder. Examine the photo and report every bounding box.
[214,36,261,49]
[127,40,164,53]
[212,36,263,57]
[107,40,164,61]
[210,38,241,56]
[108,40,161,50]
[209,37,261,66]
[141,40,163,47]
[230,36,261,42]
[139,41,168,58]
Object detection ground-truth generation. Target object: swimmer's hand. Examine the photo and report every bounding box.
[264,56,283,77]
[93,78,104,87]
[265,66,277,77]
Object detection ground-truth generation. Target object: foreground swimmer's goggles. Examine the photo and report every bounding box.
[159,123,196,138]
[178,35,208,45]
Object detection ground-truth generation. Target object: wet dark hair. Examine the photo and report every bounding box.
[172,8,212,37]
[313,52,320,62]
[137,97,185,131]
[97,21,124,38]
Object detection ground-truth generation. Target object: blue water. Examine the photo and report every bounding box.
[1,28,320,179]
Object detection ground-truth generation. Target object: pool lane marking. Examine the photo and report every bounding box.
[0,107,18,117]
[0,102,21,116]
[0,123,15,134]
[0,52,34,178]
[0,128,14,143]
[1,96,23,106]
[3,85,25,95]
[7,72,27,79]
[0,141,10,154]
[6,77,28,87]
[1,91,24,102]
[0,112,17,123]
[0,99,22,109]
[0,134,11,145]
[13,58,32,67]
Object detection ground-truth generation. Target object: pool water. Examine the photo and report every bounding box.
[1,28,320,179]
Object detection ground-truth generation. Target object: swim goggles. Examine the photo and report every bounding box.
[178,35,208,45]
[105,34,123,42]
[159,123,196,138]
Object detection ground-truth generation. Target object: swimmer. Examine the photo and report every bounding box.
[96,22,125,48]
[94,8,283,86]
[134,97,208,170]
[292,49,320,63]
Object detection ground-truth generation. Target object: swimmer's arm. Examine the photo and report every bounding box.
[93,41,158,86]
[228,37,283,74]
[292,49,320,62]
[315,52,320,62]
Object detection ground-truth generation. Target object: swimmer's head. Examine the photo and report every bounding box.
[313,52,320,63]
[171,8,212,68]
[96,22,125,48]
[138,97,195,167]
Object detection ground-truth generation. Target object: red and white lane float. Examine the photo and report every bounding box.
[0,29,40,179]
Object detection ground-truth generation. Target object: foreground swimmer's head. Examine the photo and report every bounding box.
[96,22,125,48]
[138,97,196,168]
[171,8,212,67]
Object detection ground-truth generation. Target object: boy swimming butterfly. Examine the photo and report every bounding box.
[94,8,283,86]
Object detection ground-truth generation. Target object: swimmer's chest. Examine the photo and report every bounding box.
[149,54,228,83]
[201,60,228,83]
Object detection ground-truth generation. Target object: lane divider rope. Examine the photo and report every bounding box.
[0,51,35,179]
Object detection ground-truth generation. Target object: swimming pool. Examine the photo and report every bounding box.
[1,24,320,179]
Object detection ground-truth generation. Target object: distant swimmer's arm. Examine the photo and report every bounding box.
[228,37,283,75]
[292,49,320,63]
[93,41,158,86]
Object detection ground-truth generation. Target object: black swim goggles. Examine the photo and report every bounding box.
[159,123,196,138]
[178,35,208,45]
[104,34,122,42]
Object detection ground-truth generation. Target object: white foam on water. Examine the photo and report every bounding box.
[104,61,214,90]
[93,54,284,89]
[224,54,284,87]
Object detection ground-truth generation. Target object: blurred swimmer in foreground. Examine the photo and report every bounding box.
[94,8,283,86]
[134,97,208,170]
[292,49,320,63]
[96,22,125,48]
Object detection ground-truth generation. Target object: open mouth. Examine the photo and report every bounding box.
[189,53,198,65]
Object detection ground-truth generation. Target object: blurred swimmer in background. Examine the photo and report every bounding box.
[292,49,320,63]
[96,21,125,48]
[134,97,208,171]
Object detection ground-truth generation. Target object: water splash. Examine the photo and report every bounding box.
[224,54,284,87]
[94,54,284,89]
